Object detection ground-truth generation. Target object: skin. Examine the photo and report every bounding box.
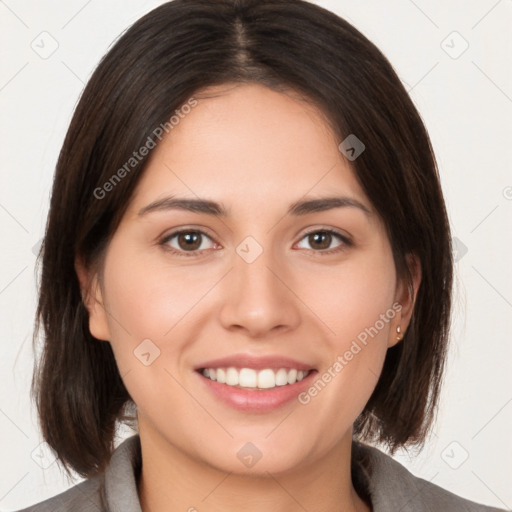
[76,82,421,512]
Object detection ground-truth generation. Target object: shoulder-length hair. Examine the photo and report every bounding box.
[32,0,453,478]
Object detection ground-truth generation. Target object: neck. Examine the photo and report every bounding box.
[136,422,370,512]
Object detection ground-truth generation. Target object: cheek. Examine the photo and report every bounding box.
[98,251,198,427]
[98,244,176,371]
[305,246,397,344]
[101,243,205,339]
[99,242,222,389]
[296,247,397,410]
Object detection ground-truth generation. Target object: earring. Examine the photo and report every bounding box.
[396,325,402,341]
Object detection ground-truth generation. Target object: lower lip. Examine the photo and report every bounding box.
[196,370,317,413]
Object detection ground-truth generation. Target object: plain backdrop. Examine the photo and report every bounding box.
[1,0,511,510]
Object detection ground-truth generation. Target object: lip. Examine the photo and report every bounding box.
[194,353,315,372]
[196,368,318,413]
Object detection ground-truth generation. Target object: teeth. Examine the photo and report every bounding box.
[201,367,311,389]
[258,369,275,389]
[226,367,239,386]
[287,369,297,384]
[216,368,226,384]
[275,368,288,386]
[239,368,257,387]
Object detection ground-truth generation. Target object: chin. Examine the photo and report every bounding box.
[191,434,315,476]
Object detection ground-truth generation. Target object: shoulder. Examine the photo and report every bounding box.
[353,441,507,512]
[12,475,104,512]
[12,434,142,512]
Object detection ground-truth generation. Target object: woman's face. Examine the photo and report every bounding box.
[79,82,417,474]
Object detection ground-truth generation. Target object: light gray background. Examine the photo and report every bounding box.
[1,0,511,510]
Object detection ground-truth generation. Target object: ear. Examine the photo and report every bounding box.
[388,252,421,348]
[74,255,111,341]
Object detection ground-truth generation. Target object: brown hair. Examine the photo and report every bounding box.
[32,0,453,478]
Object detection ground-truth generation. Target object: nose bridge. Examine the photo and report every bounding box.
[219,235,300,335]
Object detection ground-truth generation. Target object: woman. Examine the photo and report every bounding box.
[16,0,506,511]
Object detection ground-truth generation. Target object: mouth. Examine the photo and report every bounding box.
[194,354,317,412]
[197,367,313,390]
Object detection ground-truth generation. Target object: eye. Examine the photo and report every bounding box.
[160,229,217,257]
[295,229,351,255]
[160,227,352,258]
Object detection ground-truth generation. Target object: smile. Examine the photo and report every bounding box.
[200,367,311,389]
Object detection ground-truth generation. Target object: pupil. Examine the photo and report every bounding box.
[311,232,330,250]
[180,232,200,250]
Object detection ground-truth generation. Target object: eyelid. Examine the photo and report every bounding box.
[159,225,353,257]
[294,226,352,254]
[298,226,352,243]
[159,227,217,257]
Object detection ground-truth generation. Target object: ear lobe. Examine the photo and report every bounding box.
[74,255,111,341]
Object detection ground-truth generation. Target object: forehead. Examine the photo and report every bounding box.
[127,83,370,217]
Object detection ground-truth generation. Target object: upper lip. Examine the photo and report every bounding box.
[194,354,315,371]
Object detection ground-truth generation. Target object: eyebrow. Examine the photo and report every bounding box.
[137,195,372,218]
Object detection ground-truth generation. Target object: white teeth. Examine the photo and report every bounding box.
[216,368,226,384]
[287,368,297,384]
[226,367,239,386]
[258,369,275,389]
[201,366,311,389]
[239,368,257,387]
[275,368,288,386]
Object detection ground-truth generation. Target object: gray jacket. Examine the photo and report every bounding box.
[13,435,508,512]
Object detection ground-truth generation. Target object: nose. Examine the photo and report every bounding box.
[218,244,302,338]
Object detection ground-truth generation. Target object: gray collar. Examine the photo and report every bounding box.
[102,435,502,512]
[104,435,143,512]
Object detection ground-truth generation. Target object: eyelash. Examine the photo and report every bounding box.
[159,227,352,258]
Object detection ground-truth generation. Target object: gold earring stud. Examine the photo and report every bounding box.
[396,325,402,341]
